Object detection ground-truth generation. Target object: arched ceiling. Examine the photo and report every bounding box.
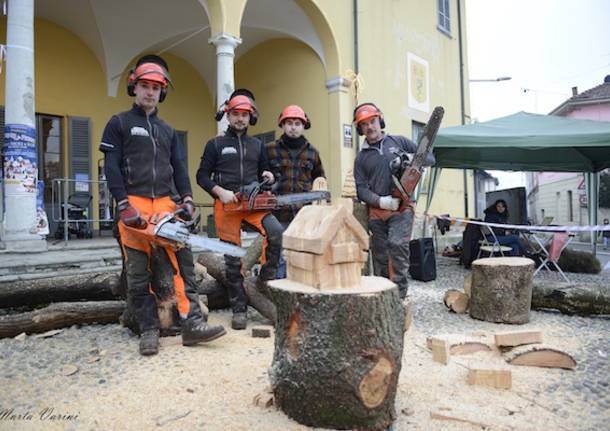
[34,0,326,97]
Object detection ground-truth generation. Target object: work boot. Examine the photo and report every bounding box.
[181,320,226,346]
[231,312,248,330]
[139,329,160,356]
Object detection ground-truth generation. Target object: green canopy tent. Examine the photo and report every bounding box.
[426,112,610,254]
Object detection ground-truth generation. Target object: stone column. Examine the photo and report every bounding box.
[325,76,353,199]
[208,32,242,134]
[2,0,46,251]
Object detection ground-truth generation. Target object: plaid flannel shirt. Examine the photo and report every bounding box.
[265,137,325,223]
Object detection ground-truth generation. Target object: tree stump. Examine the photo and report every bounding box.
[470,257,534,324]
[268,276,405,430]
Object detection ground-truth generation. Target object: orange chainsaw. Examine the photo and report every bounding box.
[122,210,246,257]
[224,178,330,212]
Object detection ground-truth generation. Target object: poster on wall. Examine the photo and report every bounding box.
[36,180,49,236]
[343,124,353,148]
[407,52,430,114]
[3,124,38,195]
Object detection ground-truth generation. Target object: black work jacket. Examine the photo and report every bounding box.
[354,134,435,207]
[100,104,191,202]
[197,127,269,195]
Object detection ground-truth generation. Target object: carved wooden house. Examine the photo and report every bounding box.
[282,204,369,290]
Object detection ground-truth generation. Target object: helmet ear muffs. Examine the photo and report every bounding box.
[159,88,167,103]
[127,69,136,97]
[249,112,258,126]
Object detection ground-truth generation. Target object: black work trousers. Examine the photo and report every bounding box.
[368,209,414,298]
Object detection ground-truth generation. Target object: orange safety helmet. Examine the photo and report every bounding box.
[127,55,172,102]
[217,94,259,126]
[352,102,385,135]
[132,62,169,87]
[224,95,255,113]
[277,105,311,129]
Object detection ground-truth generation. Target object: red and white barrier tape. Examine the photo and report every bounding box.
[435,215,610,233]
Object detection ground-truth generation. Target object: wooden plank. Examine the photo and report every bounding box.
[505,345,576,369]
[467,368,512,389]
[430,337,450,365]
[494,330,543,347]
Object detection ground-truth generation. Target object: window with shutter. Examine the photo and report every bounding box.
[437,0,451,35]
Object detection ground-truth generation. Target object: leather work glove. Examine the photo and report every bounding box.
[379,195,400,211]
[177,195,195,220]
[118,199,146,228]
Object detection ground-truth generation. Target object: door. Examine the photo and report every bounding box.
[36,115,63,235]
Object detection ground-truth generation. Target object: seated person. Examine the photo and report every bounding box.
[483,199,527,256]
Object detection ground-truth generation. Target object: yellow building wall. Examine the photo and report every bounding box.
[2,0,473,230]
[322,0,473,217]
[234,38,331,175]
[0,18,215,226]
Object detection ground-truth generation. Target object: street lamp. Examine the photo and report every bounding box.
[469,76,512,82]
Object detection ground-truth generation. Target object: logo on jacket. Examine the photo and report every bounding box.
[130,126,150,137]
[221,147,238,155]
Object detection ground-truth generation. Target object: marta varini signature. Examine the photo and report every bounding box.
[0,407,79,422]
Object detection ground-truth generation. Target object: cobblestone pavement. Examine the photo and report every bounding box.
[402,257,610,431]
[0,257,608,430]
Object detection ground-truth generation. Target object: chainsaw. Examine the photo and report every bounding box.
[122,210,247,257]
[390,106,444,203]
[224,178,331,212]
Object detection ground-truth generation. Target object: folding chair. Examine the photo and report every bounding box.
[477,224,513,259]
[532,232,573,282]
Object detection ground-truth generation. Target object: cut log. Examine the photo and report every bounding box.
[443,289,469,313]
[467,368,512,389]
[470,257,534,324]
[505,345,576,369]
[0,270,120,308]
[426,336,492,355]
[494,330,543,347]
[242,234,264,274]
[404,299,413,332]
[197,279,230,309]
[451,342,492,355]
[532,281,610,316]
[0,301,124,338]
[268,276,404,430]
[197,252,277,323]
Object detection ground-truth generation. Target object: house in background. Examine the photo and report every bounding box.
[526,76,610,229]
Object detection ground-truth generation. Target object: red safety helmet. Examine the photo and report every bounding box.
[277,105,311,129]
[353,103,382,125]
[224,95,255,113]
[132,62,170,87]
[352,102,385,135]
